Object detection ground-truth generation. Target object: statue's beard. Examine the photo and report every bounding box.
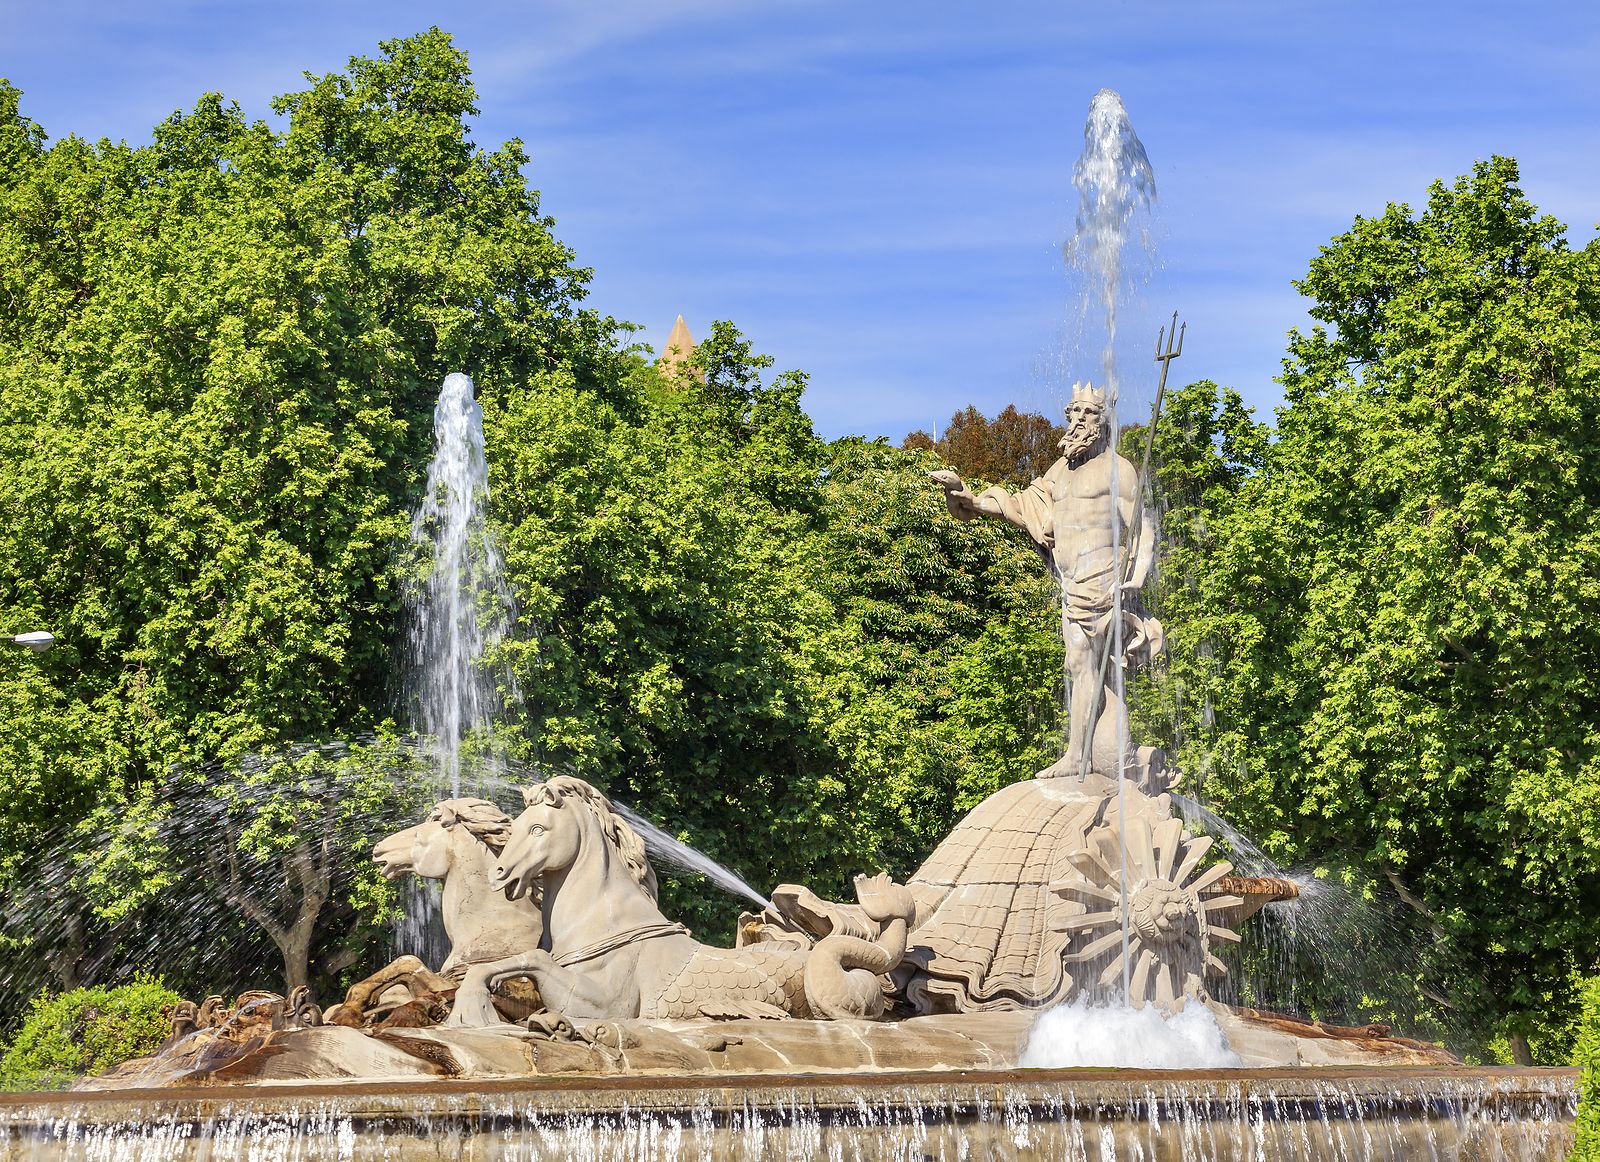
[1060,419,1105,464]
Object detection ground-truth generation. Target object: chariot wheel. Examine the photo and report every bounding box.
[1054,814,1242,1011]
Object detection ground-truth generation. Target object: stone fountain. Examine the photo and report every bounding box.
[3,370,1578,1159]
[0,93,1581,1160]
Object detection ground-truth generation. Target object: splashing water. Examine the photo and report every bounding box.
[613,803,768,909]
[1067,88,1157,390]
[0,736,454,1021]
[404,373,518,798]
[1172,793,1282,876]
[1172,793,1472,1043]
[1021,994,1241,1069]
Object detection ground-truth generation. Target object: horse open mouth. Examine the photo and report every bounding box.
[494,865,533,899]
[371,841,412,880]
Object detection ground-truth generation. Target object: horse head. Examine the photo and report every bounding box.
[492,776,658,902]
[373,798,514,882]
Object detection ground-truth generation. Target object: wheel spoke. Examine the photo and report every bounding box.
[1172,834,1214,884]
[1154,818,1185,880]
[1187,861,1234,895]
[1067,927,1127,963]
[1129,947,1156,1003]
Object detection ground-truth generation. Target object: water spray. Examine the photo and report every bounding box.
[405,372,518,799]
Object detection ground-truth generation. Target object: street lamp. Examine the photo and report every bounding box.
[5,631,53,653]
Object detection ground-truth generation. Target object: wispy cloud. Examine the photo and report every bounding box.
[3,0,1597,439]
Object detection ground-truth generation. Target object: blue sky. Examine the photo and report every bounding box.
[4,1,1597,440]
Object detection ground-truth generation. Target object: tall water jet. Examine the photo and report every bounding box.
[1067,87,1157,390]
[1065,88,1159,999]
[403,372,518,798]
[927,89,1179,1014]
[398,373,517,967]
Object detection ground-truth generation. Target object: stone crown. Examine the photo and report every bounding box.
[1069,382,1108,409]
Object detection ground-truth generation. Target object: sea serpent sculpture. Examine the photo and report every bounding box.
[447,776,916,1026]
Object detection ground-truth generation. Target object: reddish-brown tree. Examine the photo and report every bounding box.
[902,405,1065,487]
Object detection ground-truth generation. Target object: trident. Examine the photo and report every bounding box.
[1075,311,1185,783]
[1126,311,1186,550]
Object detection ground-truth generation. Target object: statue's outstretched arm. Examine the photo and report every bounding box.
[930,469,1053,553]
[930,469,985,519]
[930,470,1025,522]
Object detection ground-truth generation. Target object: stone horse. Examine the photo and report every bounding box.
[447,776,914,1027]
[371,798,543,982]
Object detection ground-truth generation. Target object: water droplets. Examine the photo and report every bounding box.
[404,372,518,798]
[1068,88,1157,394]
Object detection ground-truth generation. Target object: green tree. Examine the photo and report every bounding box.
[483,328,1067,934]
[1125,380,1268,762]
[1574,976,1600,1160]
[0,30,611,1003]
[1165,158,1600,1053]
[811,437,1062,845]
[484,337,844,935]
[117,739,435,992]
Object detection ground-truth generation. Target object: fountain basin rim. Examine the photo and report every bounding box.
[9,1064,1577,1110]
[7,1065,1574,1162]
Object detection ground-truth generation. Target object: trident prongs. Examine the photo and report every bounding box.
[1141,308,1186,497]
[1154,310,1185,383]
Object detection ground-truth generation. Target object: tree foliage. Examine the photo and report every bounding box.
[483,328,1058,935]
[0,29,600,808]
[1574,976,1600,1160]
[904,404,1065,488]
[0,30,608,1006]
[813,438,1061,828]
[1156,159,1600,1048]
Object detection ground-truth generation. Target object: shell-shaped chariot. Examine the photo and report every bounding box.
[745,775,1297,1015]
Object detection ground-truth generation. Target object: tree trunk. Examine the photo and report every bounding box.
[277,924,313,993]
[277,842,331,996]
[208,834,332,997]
[48,911,86,991]
[1509,1031,1534,1066]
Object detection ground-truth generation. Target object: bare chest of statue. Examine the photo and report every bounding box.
[1047,450,1137,585]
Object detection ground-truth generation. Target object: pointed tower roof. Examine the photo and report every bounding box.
[657,315,702,381]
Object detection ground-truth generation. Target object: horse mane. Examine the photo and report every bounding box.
[431,798,516,854]
[523,777,659,900]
